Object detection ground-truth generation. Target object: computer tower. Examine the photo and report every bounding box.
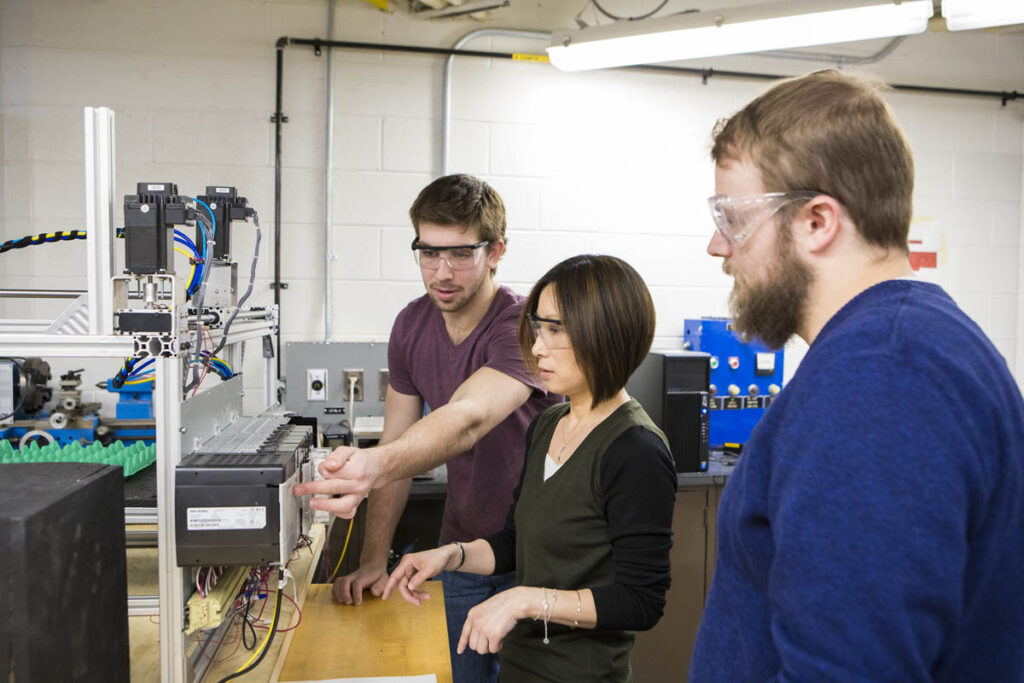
[626,351,711,472]
[0,463,130,683]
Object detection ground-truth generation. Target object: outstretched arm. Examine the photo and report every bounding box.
[295,367,535,518]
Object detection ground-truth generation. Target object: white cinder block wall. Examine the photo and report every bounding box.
[1,0,1023,416]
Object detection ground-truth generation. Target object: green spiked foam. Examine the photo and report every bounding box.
[0,439,156,477]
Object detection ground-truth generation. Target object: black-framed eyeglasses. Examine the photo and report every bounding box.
[411,238,490,271]
[528,314,571,350]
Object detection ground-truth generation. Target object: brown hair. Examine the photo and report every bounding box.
[409,173,506,244]
[711,69,914,253]
[518,255,655,407]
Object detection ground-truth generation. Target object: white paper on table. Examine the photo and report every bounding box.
[286,676,437,683]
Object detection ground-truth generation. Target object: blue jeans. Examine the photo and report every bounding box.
[439,569,516,683]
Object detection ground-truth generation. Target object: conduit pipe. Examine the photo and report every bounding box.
[441,29,550,176]
[759,35,906,66]
[324,0,337,342]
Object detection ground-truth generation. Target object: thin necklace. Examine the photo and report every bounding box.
[553,413,599,464]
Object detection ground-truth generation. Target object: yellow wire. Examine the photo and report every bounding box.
[174,246,197,288]
[123,376,154,385]
[329,517,355,582]
[233,585,282,674]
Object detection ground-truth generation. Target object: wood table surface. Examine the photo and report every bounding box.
[277,581,452,683]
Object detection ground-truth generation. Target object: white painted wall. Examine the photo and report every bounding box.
[2,0,1023,413]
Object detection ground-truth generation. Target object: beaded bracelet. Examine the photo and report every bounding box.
[571,589,581,630]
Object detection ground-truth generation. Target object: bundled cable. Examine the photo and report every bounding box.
[199,352,234,381]
[212,209,261,358]
[216,570,287,683]
[183,198,217,394]
[174,229,203,298]
[1,230,85,254]
[110,357,155,389]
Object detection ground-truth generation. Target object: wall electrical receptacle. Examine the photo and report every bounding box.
[307,368,328,401]
[344,369,364,401]
[378,369,389,402]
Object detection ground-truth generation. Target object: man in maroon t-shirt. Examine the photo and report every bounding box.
[293,174,557,683]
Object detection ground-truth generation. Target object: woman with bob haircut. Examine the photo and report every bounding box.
[383,254,677,682]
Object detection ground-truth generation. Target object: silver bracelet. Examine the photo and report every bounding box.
[541,588,558,645]
[452,541,465,571]
[571,589,581,630]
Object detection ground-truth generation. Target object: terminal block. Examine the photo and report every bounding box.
[185,565,250,635]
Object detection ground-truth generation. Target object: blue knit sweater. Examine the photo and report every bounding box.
[690,280,1024,682]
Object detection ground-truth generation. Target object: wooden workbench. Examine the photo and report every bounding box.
[128,522,451,682]
[277,582,452,682]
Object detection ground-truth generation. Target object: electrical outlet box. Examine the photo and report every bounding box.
[283,342,388,418]
[344,369,364,402]
[307,369,328,402]
[378,369,389,402]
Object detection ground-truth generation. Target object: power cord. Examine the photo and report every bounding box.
[0,230,85,254]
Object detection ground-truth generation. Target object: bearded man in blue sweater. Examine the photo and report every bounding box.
[690,69,1024,682]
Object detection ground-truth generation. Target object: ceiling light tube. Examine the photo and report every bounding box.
[547,0,934,72]
[941,0,1024,31]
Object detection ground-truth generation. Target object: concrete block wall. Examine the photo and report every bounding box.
[1,0,1022,415]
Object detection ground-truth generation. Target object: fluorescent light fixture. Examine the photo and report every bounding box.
[547,0,934,72]
[941,0,1024,31]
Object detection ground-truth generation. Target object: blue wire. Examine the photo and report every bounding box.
[174,237,198,253]
[173,230,201,296]
[128,358,155,376]
[185,197,215,299]
[188,196,216,262]
[173,229,198,252]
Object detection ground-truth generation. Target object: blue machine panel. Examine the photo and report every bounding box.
[683,317,784,448]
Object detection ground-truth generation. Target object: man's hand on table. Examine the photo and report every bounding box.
[333,561,390,606]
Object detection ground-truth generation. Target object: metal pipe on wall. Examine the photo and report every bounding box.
[273,41,286,383]
[324,0,336,341]
[441,29,549,176]
[758,36,906,65]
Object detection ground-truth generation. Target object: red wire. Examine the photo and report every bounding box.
[212,618,244,663]
[248,587,303,632]
[192,327,214,396]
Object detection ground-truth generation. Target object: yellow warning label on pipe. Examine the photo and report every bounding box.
[513,53,550,63]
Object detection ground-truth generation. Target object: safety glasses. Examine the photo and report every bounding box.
[707,191,820,245]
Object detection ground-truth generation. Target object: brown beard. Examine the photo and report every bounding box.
[727,221,814,350]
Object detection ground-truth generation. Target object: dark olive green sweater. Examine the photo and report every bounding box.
[484,400,676,683]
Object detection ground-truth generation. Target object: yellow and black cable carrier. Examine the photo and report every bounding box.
[0,230,86,255]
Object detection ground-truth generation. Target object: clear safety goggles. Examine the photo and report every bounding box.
[707,191,819,245]
[411,238,490,271]
[528,314,571,350]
